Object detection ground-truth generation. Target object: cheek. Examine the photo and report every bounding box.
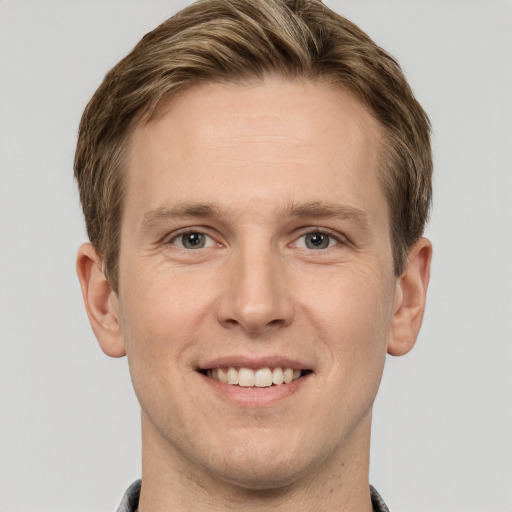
[299,262,394,339]
[118,262,222,377]
[121,257,211,336]
[118,284,200,440]
[289,266,394,443]
[118,273,192,392]
[296,263,394,386]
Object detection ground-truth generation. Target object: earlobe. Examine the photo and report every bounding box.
[76,243,126,358]
[388,237,432,356]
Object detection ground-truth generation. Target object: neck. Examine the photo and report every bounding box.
[137,412,375,512]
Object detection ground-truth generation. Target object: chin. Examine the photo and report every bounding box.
[216,461,306,491]
[203,435,322,491]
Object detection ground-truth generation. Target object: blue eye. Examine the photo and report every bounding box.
[296,232,338,250]
[305,232,330,249]
[172,232,214,249]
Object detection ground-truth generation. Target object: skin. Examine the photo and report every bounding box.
[77,77,432,512]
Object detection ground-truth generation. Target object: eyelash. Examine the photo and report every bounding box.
[167,228,346,251]
[293,230,343,250]
[169,230,217,250]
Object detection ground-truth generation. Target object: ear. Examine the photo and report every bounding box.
[76,243,126,357]
[388,237,432,356]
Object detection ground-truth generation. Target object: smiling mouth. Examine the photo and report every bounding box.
[200,367,312,388]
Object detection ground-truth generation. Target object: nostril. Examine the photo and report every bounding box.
[214,267,294,333]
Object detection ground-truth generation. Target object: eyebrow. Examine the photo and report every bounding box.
[139,202,225,231]
[139,200,372,232]
[279,201,373,233]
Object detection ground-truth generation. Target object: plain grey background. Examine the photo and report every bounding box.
[1,1,511,511]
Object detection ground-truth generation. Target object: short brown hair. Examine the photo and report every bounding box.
[75,0,432,292]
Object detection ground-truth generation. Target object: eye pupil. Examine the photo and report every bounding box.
[305,233,329,249]
[182,232,205,249]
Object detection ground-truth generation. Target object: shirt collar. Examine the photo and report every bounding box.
[116,479,141,512]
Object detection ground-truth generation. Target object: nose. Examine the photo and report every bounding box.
[215,242,294,334]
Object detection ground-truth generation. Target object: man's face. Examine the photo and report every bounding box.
[117,78,399,487]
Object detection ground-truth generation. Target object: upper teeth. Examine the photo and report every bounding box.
[206,367,302,387]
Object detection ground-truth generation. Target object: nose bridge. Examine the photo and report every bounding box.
[216,236,292,333]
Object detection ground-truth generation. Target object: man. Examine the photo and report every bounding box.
[75,0,432,510]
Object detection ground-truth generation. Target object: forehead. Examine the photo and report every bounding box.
[124,78,387,229]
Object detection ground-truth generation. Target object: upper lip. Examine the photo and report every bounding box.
[198,355,312,371]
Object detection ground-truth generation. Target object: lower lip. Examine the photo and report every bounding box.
[198,372,310,407]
